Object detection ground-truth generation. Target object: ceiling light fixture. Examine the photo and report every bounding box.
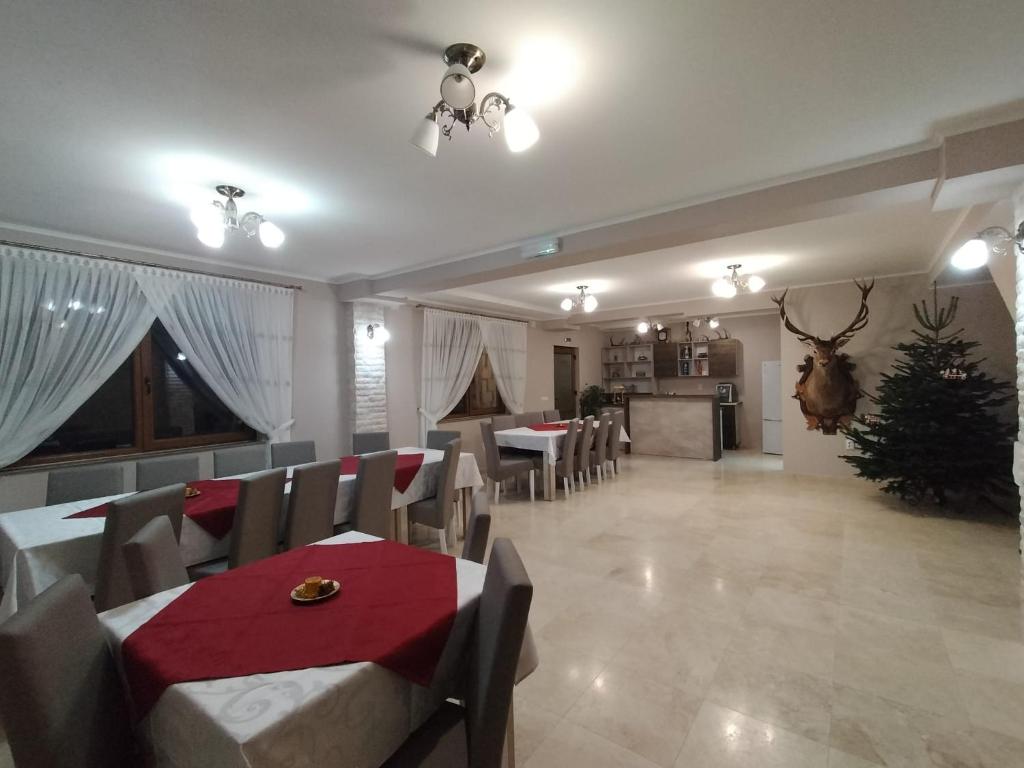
[190,185,285,250]
[712,264,764,298]
[560,285,598,314]
[410,43,539,157]
[950,223,1024,271]
[365,323,390,346]
[635,320,664,334]
[692,316,721,329]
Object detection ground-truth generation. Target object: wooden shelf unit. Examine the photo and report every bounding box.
[602,342,655,394]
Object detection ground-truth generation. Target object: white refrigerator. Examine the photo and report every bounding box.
[762,360,783,455]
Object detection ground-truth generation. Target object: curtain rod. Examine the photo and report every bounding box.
[0,238,304,291]
[414,302,530,324]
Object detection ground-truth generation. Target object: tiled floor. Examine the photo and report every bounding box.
[2,452,1021,767]
[490,453,1024,768]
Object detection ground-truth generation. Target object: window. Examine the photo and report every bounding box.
[443,351,507,420]
[19,320,256,466]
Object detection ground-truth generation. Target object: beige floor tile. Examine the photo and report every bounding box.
[745,586,839,635]
[515,643,608,717]
[706,651,833,744]
[955,670,1024,741]
[565,663,702,767]
[524,719,661,768]
[943,628,1024,684]
[726,619,836,680]
[674,702,829,768]
[826,748,882,767]
[511,697,562,766]
[970,726,1024,768]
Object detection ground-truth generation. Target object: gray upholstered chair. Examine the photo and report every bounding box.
[230,468,287,567]
[213,443,268,477]
[606,409,625,475]
[135,454,198,492]
[45,465,124,505]
[589,414,611,483]
[574,416,595,488]
[0,575,136,768]
[542,409,561,422]
[271,440,316,468]
[553,419,578,496]
[426,430,461,450]
[381,538,533,768]
[513,411,543,428]
[282,460,339,550]
[408,440,461,553]
[461,489,491,564]
[352,450,397,539]
[94,484,185,612]
[123,516,189,600]
[490,414,516,431]
[480,422,535,504]
[353,431,390,454]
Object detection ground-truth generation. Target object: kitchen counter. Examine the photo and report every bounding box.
[625,394,721,460]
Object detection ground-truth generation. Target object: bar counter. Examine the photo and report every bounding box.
[625,394,721,461]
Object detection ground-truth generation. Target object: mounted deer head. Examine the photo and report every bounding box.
[772,279,875,434]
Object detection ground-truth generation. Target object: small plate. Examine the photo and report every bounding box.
[291,579,341,604]
[184,486,201,498]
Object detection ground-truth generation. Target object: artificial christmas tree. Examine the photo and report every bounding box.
[841,288,1014,506]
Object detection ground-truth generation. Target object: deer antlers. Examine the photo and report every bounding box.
[772,278,875,345]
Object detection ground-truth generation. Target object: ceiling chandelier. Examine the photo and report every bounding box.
[410,43,539,158]
[560,285,598,314]
[190,185,285,250]
[636,320,663,334]
[691,316,720,329]
[711,264,765,298]
[950,223,1024,270]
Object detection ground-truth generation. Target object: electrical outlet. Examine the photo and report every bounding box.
[845,437,855,450]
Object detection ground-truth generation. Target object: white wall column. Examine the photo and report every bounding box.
[1013,183,1024,557]
[347,302,389,436]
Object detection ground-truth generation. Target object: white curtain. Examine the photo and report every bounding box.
[135,269,295,441]
[0,246,155,467]
[478,317,527,415]
[419,309,484,442]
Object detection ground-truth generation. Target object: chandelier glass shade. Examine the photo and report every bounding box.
[190,186,284,249]
[561,285,598,314]
[950,223,1024,271]
[410,43,539,158]
[712,264,764,298]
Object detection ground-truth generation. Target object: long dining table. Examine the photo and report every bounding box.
[0,447,483,620]
[493,419,630,501]
[98,530,487,768]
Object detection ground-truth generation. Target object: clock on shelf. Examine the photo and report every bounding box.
[657,327,670,342]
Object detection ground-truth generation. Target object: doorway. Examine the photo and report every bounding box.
[553,346,578,418]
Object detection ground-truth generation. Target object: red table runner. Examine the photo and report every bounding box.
[528,423,567,431]
[121,540,457,717]
[339,452,425,493]
[64,479,241,539]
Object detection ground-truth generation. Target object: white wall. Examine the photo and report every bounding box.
[780,276,1016,477]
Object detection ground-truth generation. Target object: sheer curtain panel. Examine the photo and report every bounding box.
[419,309,484,441]
[0,246,155,467]
[135,270,295,441]
[478,317,527,415]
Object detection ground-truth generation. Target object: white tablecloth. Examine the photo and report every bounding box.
[0,449,483,620]
[98,531,487,768]
[494,423,630,460]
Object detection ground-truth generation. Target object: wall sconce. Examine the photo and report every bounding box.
[365,323,390,345]
[951,222,1024,270]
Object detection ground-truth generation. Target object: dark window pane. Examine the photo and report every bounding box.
[442,352,506,421]
[150,321,251,439]
[29,357,135,456]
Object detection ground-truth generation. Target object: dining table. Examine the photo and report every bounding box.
[493,419,630,501]
[98,530,487,768]
[0,447,483,620]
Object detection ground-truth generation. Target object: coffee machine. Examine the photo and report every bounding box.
[716,383,737,403]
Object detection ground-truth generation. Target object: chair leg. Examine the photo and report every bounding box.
[494,480,501,505]
[563,477,570,496]
[438,527,448,554]
[585,467,592,484]
[577,470,585,488]
[528,470,535,502]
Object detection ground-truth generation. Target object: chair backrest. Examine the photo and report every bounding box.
[574,416,595,462]
[490,415,516,431]
[542,409,561,422]
[435,440,462,528]
[229,468,287,568]
[591,414,611,465]
[123,516,189,600]
[213,444,268,478]
[283,460,339,550]
[270,440,316,469]
[607,410,625,461]
[45,465,124,505]
[467,538,533,768]
[559,419,578,476]
[352,450,397,539]
[425,430,461,450]
[135,455,198,492]
[461,489,492,564]
[94,484,185,612]
[0,575,135,768]
[514,411,542,428]
[479,422,502,480]
[352,431,390,454]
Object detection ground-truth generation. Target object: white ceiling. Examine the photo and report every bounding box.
[2,1,1023,281]
[427,202,965,318]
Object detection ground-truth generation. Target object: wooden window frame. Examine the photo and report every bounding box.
[440,351,508,422]
[11,326,257,468]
